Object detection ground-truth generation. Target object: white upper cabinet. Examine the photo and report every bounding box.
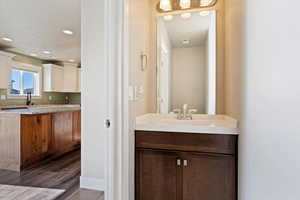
[43,64,64,92]
[63,63,78,93]
[43,63,80,93]
[0,51,14,89]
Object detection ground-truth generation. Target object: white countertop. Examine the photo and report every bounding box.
[135,113,239,135]
[0,104,81,115]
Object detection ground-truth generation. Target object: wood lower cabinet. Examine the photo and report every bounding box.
[52,110,81,155]
[20,110,81,169]
[181,153,235,200]
[136,150,180,200]
[135,131,238,200]
[72,110,81,144]
[21,114,52,168]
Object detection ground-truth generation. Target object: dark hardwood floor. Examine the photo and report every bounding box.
[0,149,81,199]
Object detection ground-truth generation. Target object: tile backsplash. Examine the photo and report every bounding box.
[0,89,80,106]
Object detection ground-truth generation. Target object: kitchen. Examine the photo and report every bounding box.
[0,0,83,199]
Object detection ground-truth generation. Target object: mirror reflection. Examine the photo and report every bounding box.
[156,10,216,115]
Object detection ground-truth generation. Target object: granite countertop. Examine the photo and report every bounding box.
[0,104,81,115]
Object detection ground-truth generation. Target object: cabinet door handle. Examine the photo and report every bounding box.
[177,159,181,166]
[183,160,188,167]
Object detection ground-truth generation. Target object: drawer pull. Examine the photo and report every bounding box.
[183,160,188,166]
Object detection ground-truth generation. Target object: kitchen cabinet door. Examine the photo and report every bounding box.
[72,110,81,144]
[136,149,181,200]
[21,114,52,167]
[63,64,78,92]
[181,153,236,200]
[52,112,73,154]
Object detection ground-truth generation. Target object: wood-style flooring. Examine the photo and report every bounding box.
[0,149,103,200]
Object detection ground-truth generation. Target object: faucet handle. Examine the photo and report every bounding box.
[172,109,182,119]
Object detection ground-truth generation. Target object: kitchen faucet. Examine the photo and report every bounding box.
[173,104,197,120]
[26,92,32,106]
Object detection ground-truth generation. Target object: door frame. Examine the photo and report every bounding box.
[104,0,130,200]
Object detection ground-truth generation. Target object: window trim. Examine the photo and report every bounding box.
[7,61,42,99]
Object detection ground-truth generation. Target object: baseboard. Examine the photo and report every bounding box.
[80,176,105,191]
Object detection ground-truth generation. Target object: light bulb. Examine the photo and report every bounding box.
[200,0,215,6]
[160,0,172,11]
[180,0,191,9]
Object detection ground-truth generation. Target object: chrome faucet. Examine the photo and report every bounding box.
[173,104,198,120]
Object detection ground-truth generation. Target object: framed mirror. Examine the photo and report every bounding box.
[156,10,216,114]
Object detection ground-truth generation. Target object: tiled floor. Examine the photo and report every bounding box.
[66,189,104,200]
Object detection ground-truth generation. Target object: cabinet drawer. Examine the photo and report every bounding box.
[135,131,237,155]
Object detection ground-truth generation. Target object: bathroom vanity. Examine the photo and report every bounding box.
[135,114,238,200]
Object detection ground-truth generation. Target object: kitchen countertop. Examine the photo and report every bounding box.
[0,104,81,115]
[135,113,239,135]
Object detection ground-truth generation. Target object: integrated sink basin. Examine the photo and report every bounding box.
[135,113,239,135]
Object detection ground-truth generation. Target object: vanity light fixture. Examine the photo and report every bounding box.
[160,0,172,11]
[43,50,51,55]
[180,0,191,9]
[163,15,174,21]
[199,11,210,16]
[1,37,13,42]
[62,29,74,35]
[181,12,192,19]
[200,0,215,6]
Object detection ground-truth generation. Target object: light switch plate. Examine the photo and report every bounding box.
[129,86,134,101]
[0,95,6,100]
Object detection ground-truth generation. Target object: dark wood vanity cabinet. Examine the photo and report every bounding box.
[135,131,238,200]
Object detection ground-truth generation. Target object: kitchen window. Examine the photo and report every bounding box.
[8,63,41,98]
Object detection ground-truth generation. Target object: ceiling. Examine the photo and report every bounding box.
[0,0,80,64]
[162,12,211,48]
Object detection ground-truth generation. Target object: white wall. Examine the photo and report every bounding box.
[225,0,300,199]
[171,46,206,113]
[81,0,108,191]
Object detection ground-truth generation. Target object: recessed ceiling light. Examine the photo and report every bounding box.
[199,11,210,16]
[182,40,190,45]
[181,12,192,19]
[163,15,173,21]
[43,51,51,55]
[62,29,74,35]
[30,53,38,57]
[68,59,75,62]
[1,37,13,42]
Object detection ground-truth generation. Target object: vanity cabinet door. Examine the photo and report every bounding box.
[136,149,181,200]
[181,153,236,200]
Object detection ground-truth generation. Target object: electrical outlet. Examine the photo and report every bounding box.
[48,96,52,101]
[0,95,6,100]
